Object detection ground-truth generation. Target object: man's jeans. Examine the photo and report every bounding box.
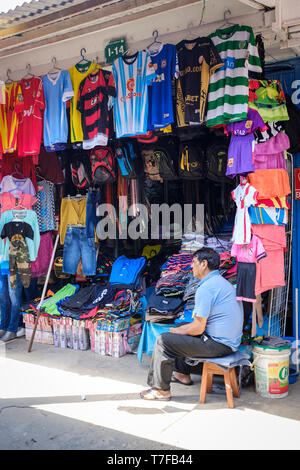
[147,332,233,391]
[0,272,23,333]
[63,225,96,276]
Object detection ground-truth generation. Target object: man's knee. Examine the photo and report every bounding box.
[156,332,174,350]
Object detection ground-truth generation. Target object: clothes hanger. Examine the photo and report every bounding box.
[219,9,236,29]
[47,57,61,76]
[5,69,13,84]
[22,63,34,79]
[11,162,25,179]
[122,46,138,59]
[147,30,163,54]
[76,48,90,66]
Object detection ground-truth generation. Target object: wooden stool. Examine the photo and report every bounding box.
[199,361,240,409]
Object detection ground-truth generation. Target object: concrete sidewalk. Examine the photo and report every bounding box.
[0,337,300,450]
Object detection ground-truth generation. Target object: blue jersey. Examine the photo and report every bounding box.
[146,44,179,129]
[42,70,74,147]
[112,51,156,138]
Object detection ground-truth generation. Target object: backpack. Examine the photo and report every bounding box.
[90,146,116,185]
[142,147,162,182]
[153,148,178,180]
[115,141,143,179]
[206,139,231,183]
[178,143,205,179]
[70,153,91,189]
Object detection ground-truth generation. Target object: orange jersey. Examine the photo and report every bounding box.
[0,82,24,153]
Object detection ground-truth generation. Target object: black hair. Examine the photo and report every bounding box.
[193,247,220,271]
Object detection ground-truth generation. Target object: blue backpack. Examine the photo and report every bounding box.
[108,255,146,289]
[115,142,143,179]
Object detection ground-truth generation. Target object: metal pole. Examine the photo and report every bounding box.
[28,234,59,353]
[296,287,299,374]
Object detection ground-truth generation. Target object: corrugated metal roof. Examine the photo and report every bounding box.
[0,0,90,28]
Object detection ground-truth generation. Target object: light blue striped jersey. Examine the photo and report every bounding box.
[112,51,156,138]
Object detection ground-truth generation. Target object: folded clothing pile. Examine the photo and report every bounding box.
[180,233,204,253]
[145,292,184,323]
[155,271,191,297]
[183,275,201,310]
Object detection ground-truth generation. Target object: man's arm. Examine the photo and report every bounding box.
[170,316,207,336]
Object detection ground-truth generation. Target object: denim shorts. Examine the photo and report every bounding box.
[63,226,96,276]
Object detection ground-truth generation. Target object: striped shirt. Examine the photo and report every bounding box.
[77,69,116,149]
[112,51,156,138]
[0,82,24,154]
[206,24,262,128]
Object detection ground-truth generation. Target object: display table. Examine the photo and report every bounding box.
[137,321,176,362]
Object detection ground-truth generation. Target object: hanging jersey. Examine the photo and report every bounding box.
[77,69,116,149]
[68,62,96,143]
[176,37,223,126]
[0,81,5,105]
[146,43,179,129]
[18,77,45,157]
[206,25,262,128]
[112,51,156,138]
[42,70,74,148]
[0,82,24,154]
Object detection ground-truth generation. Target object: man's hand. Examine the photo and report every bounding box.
[169,316,207,336]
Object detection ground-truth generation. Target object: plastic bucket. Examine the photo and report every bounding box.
[252,344,291,398]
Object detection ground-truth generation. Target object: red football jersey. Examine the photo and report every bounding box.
[18,77,45,157]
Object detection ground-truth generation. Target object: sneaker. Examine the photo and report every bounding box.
[16,327,25,337]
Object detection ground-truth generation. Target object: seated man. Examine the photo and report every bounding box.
[140,247,243,401]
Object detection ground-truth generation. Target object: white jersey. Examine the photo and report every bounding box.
[112,51,156,138]
[231,181,258,245]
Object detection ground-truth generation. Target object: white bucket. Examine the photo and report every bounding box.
[252,345,291,398]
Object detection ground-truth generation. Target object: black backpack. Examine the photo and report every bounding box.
[153,148,178,180]
[178,143,205,180]
[115,141,143,179]
[206,140,231,183]
[90,146,116,185]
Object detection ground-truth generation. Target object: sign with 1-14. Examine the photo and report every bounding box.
[105,38,127,64]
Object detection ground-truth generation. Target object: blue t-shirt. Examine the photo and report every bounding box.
[194,270,243,351]
[42,70,74,147]
[146,43,179,129]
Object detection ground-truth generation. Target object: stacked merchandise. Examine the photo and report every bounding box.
[229,79,291,336]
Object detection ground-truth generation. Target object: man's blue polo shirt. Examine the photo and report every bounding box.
[194,270,243,351]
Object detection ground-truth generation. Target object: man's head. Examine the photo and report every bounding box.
[191,247,220,280]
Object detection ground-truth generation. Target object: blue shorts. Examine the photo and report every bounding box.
[63,226,96,276]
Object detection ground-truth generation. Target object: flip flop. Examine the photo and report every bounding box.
[140,389,171,401]
[171,375,194,386]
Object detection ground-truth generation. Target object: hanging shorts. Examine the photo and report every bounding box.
[226,134,255,178]
[236,262,256,303]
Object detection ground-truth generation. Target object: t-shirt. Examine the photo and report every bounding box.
[0,192,37,215]
[0,175,36,197]
[112,51,157,138]
[146,43,179,129]
[225,108,266,136]
[77,69,116,149]
[249,79,289,122]
[34,180,56,232]
[231,181,258,245]
[206,24,262,127]
[18,77,45,157]
[0,82,24,153]
[231,234,266,263]
[42,70,74,148]
[1,220,34,242]
[193,270,243,351]
[176,37,223,126]
[68,61,96,143]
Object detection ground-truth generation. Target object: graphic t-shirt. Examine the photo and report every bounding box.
[68,62,96,143]
[176,37,223,126]
[206,24,262,127]
[1,220,34,242]
[146,43,179,129]
[225,108,266,136]
[112,51,157,138]
[42,70,74,147]
[231,234,266,263]
[0,82,24,153]
[77,69,116,149]
[18,77,45,157]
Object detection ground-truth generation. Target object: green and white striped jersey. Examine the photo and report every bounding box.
[206,24,262,128]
